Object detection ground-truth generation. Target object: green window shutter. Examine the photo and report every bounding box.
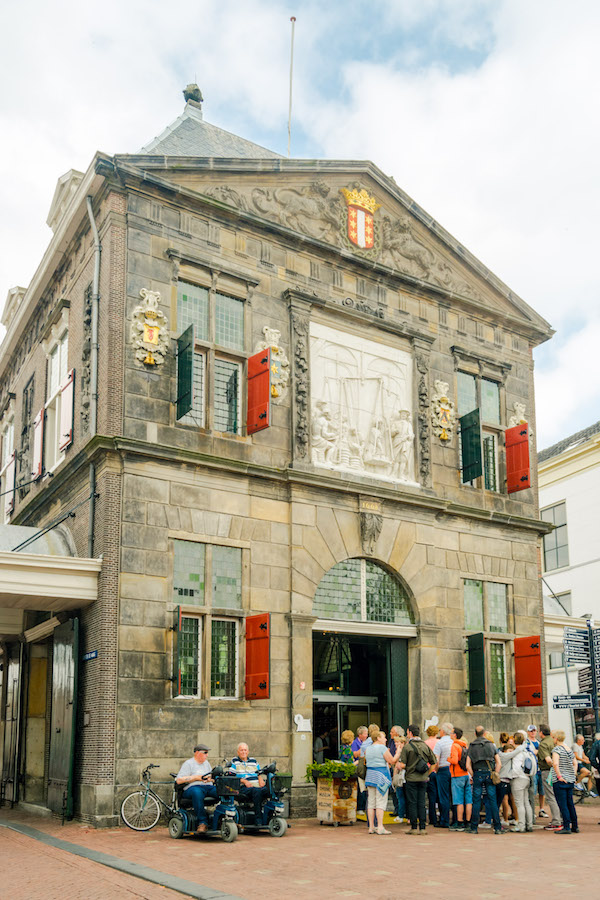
[467,632,486,705]
[460,408,482,482]
[176,325,195,420]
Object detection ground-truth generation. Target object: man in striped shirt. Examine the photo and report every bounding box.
[230,742,270,824]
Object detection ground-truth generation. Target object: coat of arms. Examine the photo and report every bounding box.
[253,326,290,402]
[130,289,169,367]
[431,380,456,442]
[340,187,381,252]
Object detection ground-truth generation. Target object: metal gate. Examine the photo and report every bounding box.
[47,618,79,817]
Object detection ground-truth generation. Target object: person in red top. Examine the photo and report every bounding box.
[448,726,472,831]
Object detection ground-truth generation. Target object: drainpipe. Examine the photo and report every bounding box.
[86,196,101,557]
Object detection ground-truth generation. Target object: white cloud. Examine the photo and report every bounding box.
[0,0,598,448]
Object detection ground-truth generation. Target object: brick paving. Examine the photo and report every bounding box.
[2,804,599,900]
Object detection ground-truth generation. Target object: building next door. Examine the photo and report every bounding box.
[312,632,409,759]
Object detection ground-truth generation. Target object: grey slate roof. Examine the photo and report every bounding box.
[538,420,600,463]
[139,101,282,159]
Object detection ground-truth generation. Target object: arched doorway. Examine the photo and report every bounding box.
[311,558,416,760]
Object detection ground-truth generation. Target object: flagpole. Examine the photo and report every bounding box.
[287,16,296,158]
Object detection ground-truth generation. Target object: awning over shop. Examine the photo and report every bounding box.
[0,550,101,612]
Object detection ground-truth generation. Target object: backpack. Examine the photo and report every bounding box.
[523,749,537,777]
[410,741,430,775]
[459,745,469,772]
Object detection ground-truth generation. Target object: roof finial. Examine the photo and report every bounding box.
[183,83,203,109]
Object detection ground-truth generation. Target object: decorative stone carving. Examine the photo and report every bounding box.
[391,410,414,481]
[292,314,310,457]
[203,182,482,300]
[360,512,383,555]
[310,322,417,484]
[130,289,169,368]
[80,283,92,432]
[508,402,527,428]
[253,326,290,402]
[415,354,431,484]
[430,379,456,443]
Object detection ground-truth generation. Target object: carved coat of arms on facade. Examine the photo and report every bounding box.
[253,326,290,402]
[130,289,169,367]
[430,380,456,442]
[340,186,381,256]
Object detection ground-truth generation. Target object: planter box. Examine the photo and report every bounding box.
[316,775,357,826]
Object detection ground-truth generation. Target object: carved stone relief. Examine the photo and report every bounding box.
[130,289,169,368]
[291,314,310,457]
[508,401,527,428]
[202,181,481,301]
[430,379,457,443]
[80,283,92,432]
[310,322,417,485]
[415,354,431,484]
[252,326,290,403]
[360,512,383,555]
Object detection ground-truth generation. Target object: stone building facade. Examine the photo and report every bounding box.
[0,92,553,824]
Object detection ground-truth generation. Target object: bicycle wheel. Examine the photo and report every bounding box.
[120,791,161,831]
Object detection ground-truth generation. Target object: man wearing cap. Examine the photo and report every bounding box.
[230,742,270,824]
[525,725,545,818]
[176,743,217,833]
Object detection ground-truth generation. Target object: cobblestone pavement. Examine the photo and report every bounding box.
[2,804,599,900]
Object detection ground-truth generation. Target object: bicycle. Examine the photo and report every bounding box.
[120,764,176,831]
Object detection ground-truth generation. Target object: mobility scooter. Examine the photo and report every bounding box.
[232,761,290,836]
[167,765,239,842]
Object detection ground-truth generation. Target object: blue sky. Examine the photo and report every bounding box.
[1,0,599,449]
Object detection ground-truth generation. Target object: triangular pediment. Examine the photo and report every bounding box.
[117,156,552,339]
[47,169,84,234]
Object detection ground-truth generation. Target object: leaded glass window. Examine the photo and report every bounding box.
[173,540,205,604]
[215,293,244,350]
[179,616,201,696]
[481,379,500,425]
[489,642,507,705]
[314,558,413,625]
[177,282,209,340]
[179,351,206,427]
[464,579,484,631]
[457,372,477,416]
[214,359,241,434]
[483,433,497,491]
[541,502,569,571]
[488,582,508,633]
[212,546,242,609]
[211,619,237,697]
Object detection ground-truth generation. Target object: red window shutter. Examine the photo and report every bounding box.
[4,451,16,514]
[246,349,271,435]
[506,423,530,493]
[514,635,543,706]
[32,407,45,479]
[245,613,270,699]
[59,369,75,452]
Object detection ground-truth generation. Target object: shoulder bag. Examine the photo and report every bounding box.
[410,740,430,775]
[356,755,367,779]
[486,759,501,785]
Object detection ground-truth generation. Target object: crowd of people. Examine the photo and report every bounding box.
[339,721,600,835]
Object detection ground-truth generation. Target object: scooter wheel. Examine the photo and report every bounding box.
[268,816,288,837]
[168,815,185,839]
[221,820,238,842]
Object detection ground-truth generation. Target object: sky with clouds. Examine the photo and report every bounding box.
[1,0,598,450]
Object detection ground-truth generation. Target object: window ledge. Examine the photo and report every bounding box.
[313,618,417,638]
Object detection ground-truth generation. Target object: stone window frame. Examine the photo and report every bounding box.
[168,249,258,438]
[171,537,247,702]
[453,348,509,494]
[0,401,15,524]
[41,308,69,472]
[463,578,515,709]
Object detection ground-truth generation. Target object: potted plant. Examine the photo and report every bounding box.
[306,761,357,826]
